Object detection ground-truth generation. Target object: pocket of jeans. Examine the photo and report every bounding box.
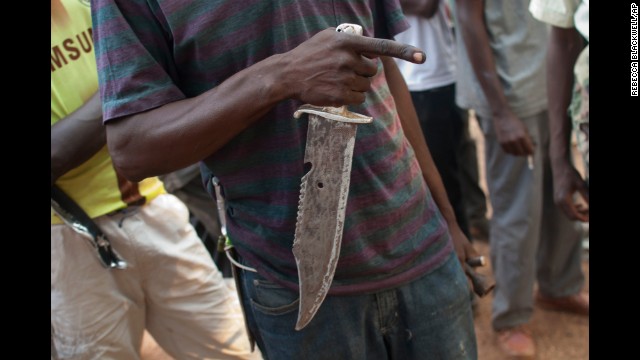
[249,278,300,316]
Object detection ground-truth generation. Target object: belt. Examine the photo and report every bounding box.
[51,185,127,269]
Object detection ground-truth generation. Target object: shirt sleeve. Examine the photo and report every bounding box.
[91,0,185,122]
[529,0,578,29]
[372,0,410,39]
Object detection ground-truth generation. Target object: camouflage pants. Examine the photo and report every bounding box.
[570,45,589,183]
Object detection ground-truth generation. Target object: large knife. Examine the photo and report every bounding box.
[292,23,372,331]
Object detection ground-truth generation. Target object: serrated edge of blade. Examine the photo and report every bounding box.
[292,170,310,250]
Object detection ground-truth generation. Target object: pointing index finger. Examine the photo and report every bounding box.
[345,35,426,64]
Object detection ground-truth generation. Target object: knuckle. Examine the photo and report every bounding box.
[363,59,378,76]
[373,39,410,59]
[356,77,371,92]
[363,76,372,89]
[327,93,342,106]
[376,39,390,55]
[399,45,412,59]
[334,33,349,48]
[337,54,355,69]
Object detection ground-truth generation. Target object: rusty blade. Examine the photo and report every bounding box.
[292,111,360,330]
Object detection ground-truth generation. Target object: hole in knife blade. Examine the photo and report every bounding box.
[317,182,324,189]
[303,162,312,175]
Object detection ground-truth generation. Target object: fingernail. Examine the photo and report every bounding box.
[413,52,425,63]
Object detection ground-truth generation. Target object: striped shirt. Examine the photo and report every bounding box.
[92,0,453,295]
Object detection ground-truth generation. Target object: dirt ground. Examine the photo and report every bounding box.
[472,241,589,360]
[141,116,589,360]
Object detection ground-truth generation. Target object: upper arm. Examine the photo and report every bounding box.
[454,0,484,25]
[91,0,185,123]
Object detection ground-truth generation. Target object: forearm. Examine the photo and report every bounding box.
[107,55,289,182]
[382,57,458,225]
[400,0,440,18]
[51,92,105,185]
[455,0,509,117]
[106,28,426,182]
[547,26,583,170]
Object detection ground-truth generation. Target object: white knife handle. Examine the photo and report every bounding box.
[332,24,365,116]
[336,23,363,36]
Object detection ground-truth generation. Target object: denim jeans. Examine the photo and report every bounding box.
[239,252,477,359]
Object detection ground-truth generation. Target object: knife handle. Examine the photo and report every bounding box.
[336,23,363,36]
